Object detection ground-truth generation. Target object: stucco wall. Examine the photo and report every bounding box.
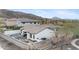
[4,30,20,36]
[35,28,55,40]
[21,28,55,42]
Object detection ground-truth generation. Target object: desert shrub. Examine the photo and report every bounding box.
[73,34,79,39]
[0,28,4,33]
[51,31,73,44]
[6,26,22,30]
[63,23,76,28]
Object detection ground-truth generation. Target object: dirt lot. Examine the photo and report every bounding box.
[0,37,23,50]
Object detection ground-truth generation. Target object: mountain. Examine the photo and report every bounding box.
[52,17,61,20]
[0,9,78,21]
[0,9,44,20]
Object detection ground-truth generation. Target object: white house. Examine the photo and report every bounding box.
[16,19,40,26]
[20,25,56,42]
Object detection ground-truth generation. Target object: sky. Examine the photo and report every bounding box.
[10,9,79,19]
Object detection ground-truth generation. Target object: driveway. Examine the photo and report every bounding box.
[0,37,23,50]
[71,39,79,49]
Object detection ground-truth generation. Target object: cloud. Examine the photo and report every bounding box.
[52,10,79,19]
[11,9,79,19]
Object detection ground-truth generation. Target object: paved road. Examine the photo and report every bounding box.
[0,37,23,50]
[71,39,79,49]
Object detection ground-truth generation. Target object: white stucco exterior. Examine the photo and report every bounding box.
[35,28,55,40]
[21,28,55,42]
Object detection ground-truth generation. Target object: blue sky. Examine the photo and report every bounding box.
[10,9,79,19]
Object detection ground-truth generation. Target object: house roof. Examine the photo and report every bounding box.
[4,18,40,26]
[5,18,39,22]
[21,24,55,34]
[4,21,16,26]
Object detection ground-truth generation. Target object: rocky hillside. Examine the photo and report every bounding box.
[0,9,44,20]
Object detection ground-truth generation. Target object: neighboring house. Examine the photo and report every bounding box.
[4,20,17,26]
[20,25,56,42]
[4,18,40,27]
[16,19,40,26]
[0,18,7,27]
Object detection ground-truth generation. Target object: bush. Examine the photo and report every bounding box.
[6,26,22,30]
[73,34,79,38]
[0,28,4,33]
[63,23,73,28]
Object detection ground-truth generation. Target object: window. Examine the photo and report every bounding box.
[30,33,32,38]
[24,32,26,33]
[22,22,25,24]
[30,22,32,24]
[33,35,35,39]
[41,38,47,40]
[34,22,36,24]
[37,38,39,39]
[38,22,39,24]
[23,32,27,39]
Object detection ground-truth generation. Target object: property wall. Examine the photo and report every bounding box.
[4,30,20,36]
[34,39,53,50]
[35,28,55,41]
[0,32,54,50]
